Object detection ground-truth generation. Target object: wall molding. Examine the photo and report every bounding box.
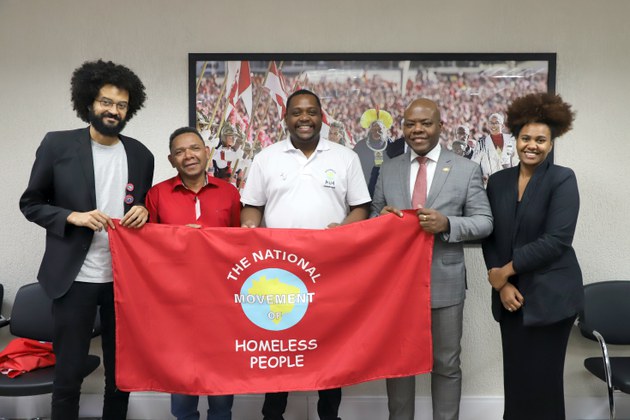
[1,393,628,419]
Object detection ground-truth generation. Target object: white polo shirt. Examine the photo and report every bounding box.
[241,138,370,229]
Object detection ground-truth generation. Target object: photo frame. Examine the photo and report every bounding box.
[189,53,555,188]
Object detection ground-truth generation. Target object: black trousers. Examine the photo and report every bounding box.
[500,310,576,420]
[262,389,342,420]
[51,282,129,420]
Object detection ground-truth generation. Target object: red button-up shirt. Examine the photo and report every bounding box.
[146,174,240,227]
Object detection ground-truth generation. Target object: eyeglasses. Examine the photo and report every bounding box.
[96,98,129,111]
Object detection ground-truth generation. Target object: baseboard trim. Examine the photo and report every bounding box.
[1,393,629,419]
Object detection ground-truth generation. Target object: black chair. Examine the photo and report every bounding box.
[0,284,8,328]
[0,282,101,398]
[577,280,630,420]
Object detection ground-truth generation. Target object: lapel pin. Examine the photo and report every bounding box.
[124,194,134,205]
[442,167,450,172]
[126,183,135,192]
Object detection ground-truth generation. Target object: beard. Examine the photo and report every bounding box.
[88,108,127,137]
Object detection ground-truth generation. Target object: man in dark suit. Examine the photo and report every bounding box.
[371,98,493,420]
[20,60,154,420]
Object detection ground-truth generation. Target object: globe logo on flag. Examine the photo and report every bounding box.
[238,268,311,331]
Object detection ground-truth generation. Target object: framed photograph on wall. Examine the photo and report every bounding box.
[189,53,555,189]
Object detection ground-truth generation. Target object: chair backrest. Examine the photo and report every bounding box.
[578,280,630,345]
[9,283,55,342]
[0,283,5,327]
[9,282,102,342]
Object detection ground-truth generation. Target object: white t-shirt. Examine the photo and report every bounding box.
[75,140,127,283]
[241,138,370,229]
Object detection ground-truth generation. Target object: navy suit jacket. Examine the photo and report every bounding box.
[20,127,154,299]
[482,158,583,326]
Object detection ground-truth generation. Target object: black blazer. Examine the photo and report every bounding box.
[20,127,154,299]
[482,158,583,326]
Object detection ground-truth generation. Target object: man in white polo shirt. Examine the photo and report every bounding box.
[240,89,371,420]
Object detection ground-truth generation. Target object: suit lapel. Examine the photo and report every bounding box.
[512,159,551,241]
[426,151,452,208]
[77,128,97,208]
[399,152,412,207]
[120,136,136,213]
[494,167,519,243]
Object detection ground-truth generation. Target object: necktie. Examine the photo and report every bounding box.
[411,156,428,208]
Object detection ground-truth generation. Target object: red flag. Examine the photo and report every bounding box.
[109,211,433,395]
[238,61,252,117]
[223,62,240,119]
[264,61,288,117]
[227,80,239,108]
[224,61,252,120]
[224,77,239,120]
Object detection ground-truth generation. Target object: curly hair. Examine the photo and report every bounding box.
[506,93,575,140]
[70,59,147,123]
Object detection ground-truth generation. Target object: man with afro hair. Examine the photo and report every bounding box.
[20,59,154,420]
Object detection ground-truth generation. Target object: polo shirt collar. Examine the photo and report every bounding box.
[172,173,217,191]
[282,137,330,153]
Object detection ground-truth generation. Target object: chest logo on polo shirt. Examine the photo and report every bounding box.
[323,169,336,189]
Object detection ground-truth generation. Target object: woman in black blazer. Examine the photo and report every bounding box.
[482,93,583,420]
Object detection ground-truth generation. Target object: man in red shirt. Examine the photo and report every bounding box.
[145,126,240,420]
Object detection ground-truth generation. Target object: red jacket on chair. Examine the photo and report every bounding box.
[0,338,55,378]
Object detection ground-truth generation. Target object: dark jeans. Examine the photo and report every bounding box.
[51,282,129,420]
[171,394,234,420]
[262,389,342,420]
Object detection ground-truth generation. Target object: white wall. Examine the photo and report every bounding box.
[1,0,629,417]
